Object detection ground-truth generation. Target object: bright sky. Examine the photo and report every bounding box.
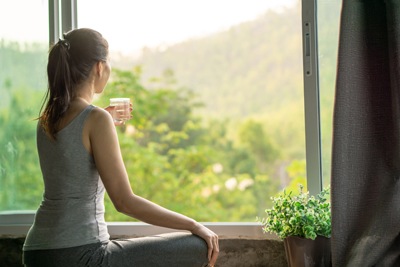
[0,0,297,54]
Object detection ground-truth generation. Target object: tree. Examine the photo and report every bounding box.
[0,90,43,210]
[238,120,279,173]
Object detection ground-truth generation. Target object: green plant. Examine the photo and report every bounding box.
[258,185,331,240]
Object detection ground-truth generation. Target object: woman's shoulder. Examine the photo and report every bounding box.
[86,105,114,130]
[85,106,118,147]
[89,105,113,120]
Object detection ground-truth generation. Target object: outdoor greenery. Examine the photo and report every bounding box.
[94,68,282,221]
[118,0,342,184]
[258,185,331,240]
[0,0,341,221]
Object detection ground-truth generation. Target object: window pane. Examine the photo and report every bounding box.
[0,0,48,211]
[317,0,342,187]
[79,0,304,222]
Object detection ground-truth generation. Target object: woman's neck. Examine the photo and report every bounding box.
[74,79,96,104]
[72,96,92,106]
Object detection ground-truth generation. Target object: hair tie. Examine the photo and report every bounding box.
[58,38,70,50]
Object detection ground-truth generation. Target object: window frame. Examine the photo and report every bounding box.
[302,0,322,196]
[0,0,322,238]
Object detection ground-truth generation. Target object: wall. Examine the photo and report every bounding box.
[0,236,288,267]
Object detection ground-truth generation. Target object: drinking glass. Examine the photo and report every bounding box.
[109,98,130,122]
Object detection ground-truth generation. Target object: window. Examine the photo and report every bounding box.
[78,0,305,222]
[0,0,341,235]
[317,0,342,188]
[0,0,48,212]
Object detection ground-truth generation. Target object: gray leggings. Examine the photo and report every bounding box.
[23,232,209,267]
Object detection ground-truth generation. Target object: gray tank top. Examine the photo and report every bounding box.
[23,105,110,251]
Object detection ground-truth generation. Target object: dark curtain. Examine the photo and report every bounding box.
[331,0,400,266]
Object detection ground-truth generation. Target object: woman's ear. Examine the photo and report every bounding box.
[96,61,104,77]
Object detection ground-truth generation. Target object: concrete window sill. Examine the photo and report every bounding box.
[0,211,288,267]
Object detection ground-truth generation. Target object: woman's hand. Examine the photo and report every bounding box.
[104,103,133,126]
[191,222,219,267]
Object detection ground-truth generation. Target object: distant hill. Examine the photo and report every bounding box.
[113,3,303,119]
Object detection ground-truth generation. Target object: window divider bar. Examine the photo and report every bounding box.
[61,0,78,34]
[48,0,60,45]
[301,0,323,196]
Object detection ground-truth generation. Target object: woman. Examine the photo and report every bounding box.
[22,28,219,267]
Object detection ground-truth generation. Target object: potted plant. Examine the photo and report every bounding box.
[258,185,331,267]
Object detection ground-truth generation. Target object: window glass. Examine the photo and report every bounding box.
[0,0,48,211]
[78,0,305,222]
[317,0,342,187]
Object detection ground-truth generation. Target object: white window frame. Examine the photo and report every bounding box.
[0,0,321,238]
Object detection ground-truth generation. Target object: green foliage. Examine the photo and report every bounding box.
[0,41,48,211]
[284,160,307,194]
[116,0,342,179]
[0,42,282,220]
[258,185,331,240]
[238,120,279,173]
[0,90,44,210]
[94,68,281,222]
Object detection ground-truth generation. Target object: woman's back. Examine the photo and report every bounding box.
[23,105,109,251]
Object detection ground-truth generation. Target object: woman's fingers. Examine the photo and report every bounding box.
[208,235,219,266]
[104,105,133,125]
[191,223,219,266]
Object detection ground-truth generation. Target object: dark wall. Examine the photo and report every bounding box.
[0,236,287,267]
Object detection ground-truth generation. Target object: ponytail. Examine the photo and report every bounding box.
[40,38,72,139]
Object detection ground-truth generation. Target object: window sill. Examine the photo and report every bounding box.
[0,211,275,239]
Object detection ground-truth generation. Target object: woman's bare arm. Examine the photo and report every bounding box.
[88,107,219,264]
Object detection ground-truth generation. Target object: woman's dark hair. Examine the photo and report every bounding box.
[40,28,109,139]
